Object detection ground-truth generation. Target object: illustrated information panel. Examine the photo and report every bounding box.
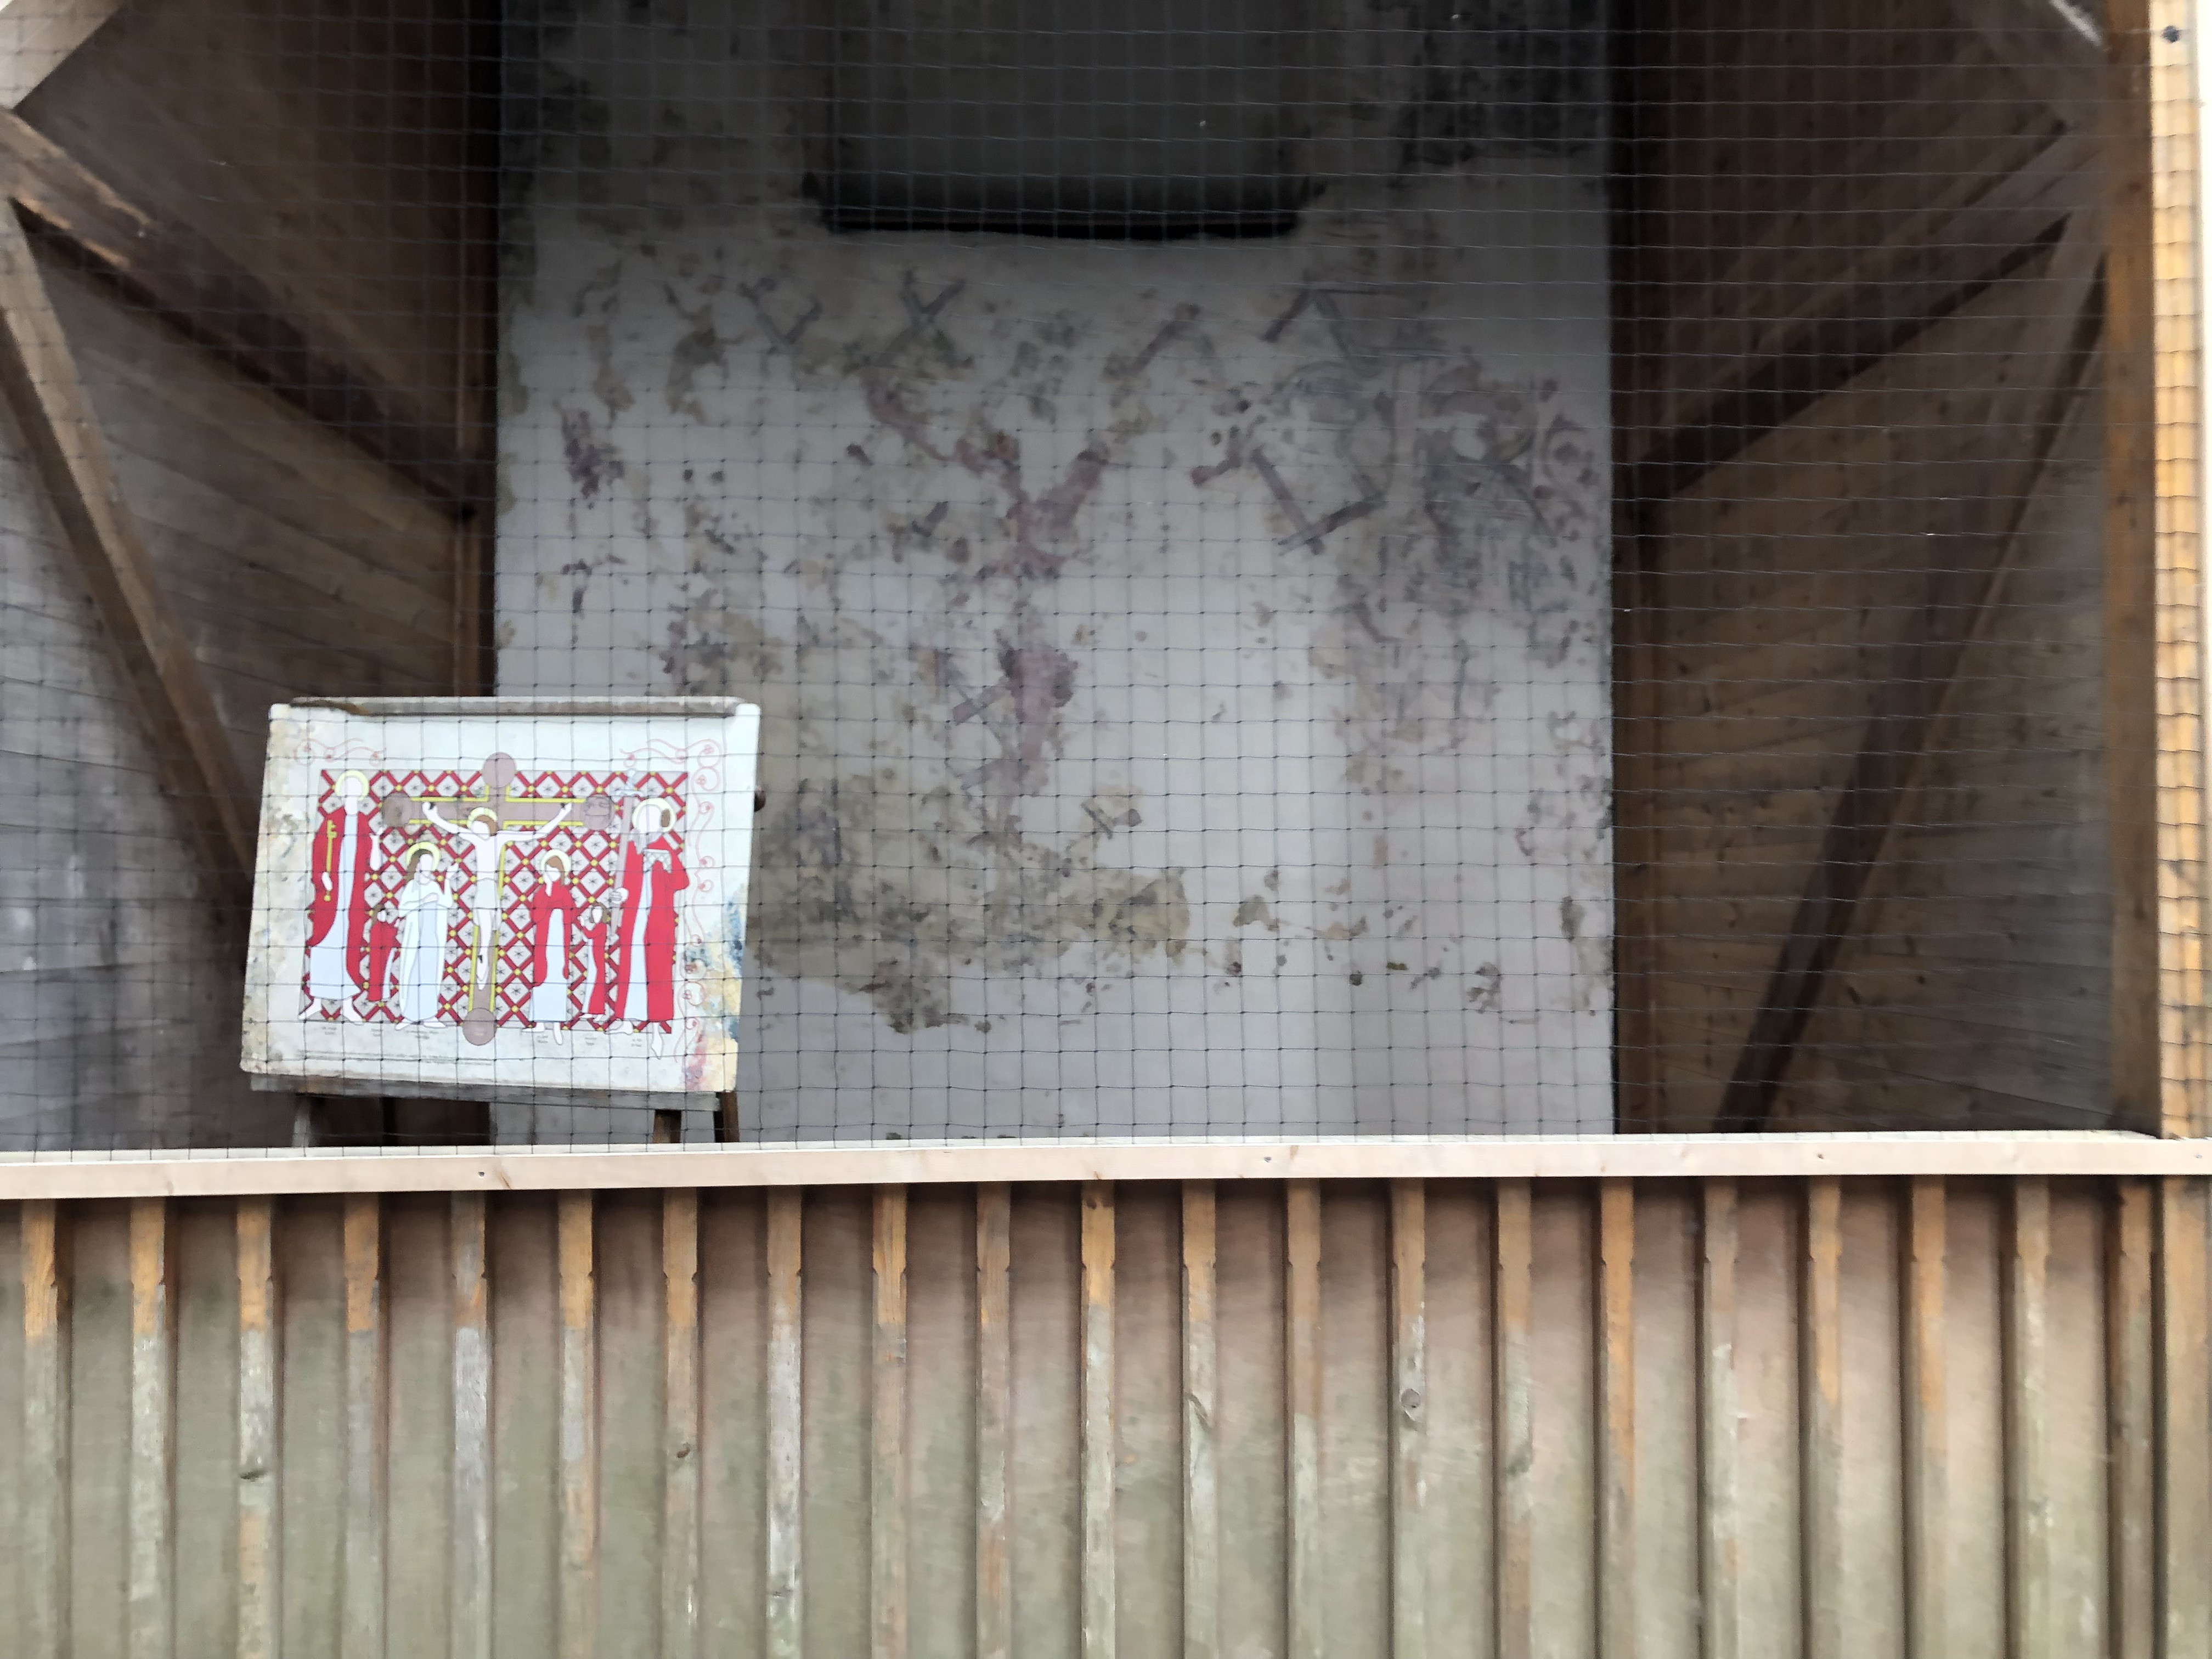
[244,698,759,1097]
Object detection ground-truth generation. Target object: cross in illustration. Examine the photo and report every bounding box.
[381,753,615,1044]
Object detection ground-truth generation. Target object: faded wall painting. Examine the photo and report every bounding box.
[245,700,758,1098]
[499,0,1612,1136]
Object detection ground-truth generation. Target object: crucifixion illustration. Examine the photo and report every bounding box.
[380,751,618,1043]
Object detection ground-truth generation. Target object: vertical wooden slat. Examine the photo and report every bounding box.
[766,1188,805,1659]
[236,1198,280,1659]
[1901,1176,1946,1659]
[2147,0,2210,1138]
[1285,1179,1324,1659]
[1081,1181,1117,1659]
[450,1193,492,1659]
[2107,0,2210,1136]
[872,1186,909,1659]
[2158,1176,2212,1656]
[1801,1177,1843,1659]
[1181,1181,1219,1659]
[663,1189,702,1659]
[2110,1177,2155,1659]
[1596,1180,1635,1658]
[556,1191,597,1659]
[21,1198,67,1659]
[974,1183,1011,1659]
[2006,1177,2052,1659]
[128,1195,173,1659]
[1390,1180,1427,1659]
[1493,1180,1534,1659]
[341,1194,385,1659]
[1698,1179,1740,1659]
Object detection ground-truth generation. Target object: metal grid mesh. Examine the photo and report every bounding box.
[0,0,2180,1147]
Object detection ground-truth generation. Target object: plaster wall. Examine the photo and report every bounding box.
[498,0,1613,1137]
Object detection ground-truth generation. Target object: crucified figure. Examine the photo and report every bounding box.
[381,752,614,1045]
[419,799,573,1040]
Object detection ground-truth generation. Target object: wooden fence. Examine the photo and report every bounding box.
[5,1143,2212,1657]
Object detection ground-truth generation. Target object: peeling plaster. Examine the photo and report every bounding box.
[499,0,1614,1136]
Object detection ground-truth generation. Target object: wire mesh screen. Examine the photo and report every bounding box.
[0,0,2175,1149]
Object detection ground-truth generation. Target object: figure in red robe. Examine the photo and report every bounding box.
[579,901,616,1021]
[526,853,581,1029]
[610,800,689,1026]
[304,770,379,1012]
[362,902,401,1010]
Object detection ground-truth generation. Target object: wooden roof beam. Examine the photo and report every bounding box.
[0,109,486,517]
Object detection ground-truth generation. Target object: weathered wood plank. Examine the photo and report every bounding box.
[340,1194,382,1659]
[380,1198,458,1659]
[0,110,483,512]
[973,1182,1011,1659]
[1080,1181,1116,1659]
[2006,1177,2052,1658]
[1106,1182,1180,1659]
[1390,1180,1426,1659]
[2109,1177,2154,1659]
[766,1188,803,1659]
[1286,1179,1323,1659]
[127,1195,172,1659]
[21,1198,67,1659]
[0,201,251,893]
[1698,1179,1739,1659]
[236,1197,279,1659]
[872,1185,909,1659]
[1626,122,2093,493]
[696,1193,766,1654]
[1802,1177,1843,1659]
[1901,1176,1946,1659]
[2158,1177,2211,1655]
[556,1190,596,1659]
[662,1189,701,1659]
[449,1193,490,1659]
[1493,1180,1533,1659]
[1181,1181,1219,1659]
[1714,225,2103,1129]
[2105,0,2210,1135]
[2143,0,2211,1139]
[1596,1180,1633,1658]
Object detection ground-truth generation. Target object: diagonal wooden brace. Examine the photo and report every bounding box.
[0,202,255,907]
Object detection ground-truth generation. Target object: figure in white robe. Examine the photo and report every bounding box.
[394,845,453,1026]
